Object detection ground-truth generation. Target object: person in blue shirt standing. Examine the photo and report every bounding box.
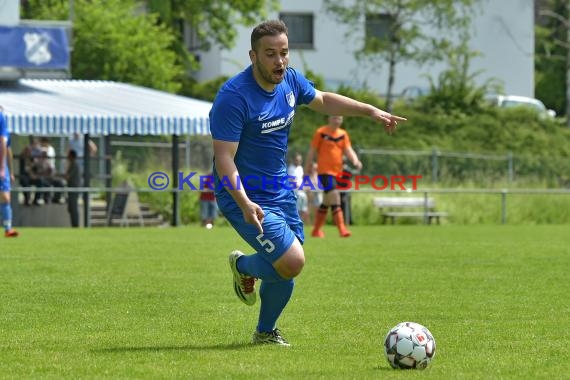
[0,106,19,237]
[210,20,405,346]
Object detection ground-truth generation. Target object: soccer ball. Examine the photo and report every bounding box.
[384,321,436,370]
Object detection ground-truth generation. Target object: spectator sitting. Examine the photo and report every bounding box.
[39,137,56,169]
[28,152,49,206]
[33,151,65,204]
[30,138,43,159]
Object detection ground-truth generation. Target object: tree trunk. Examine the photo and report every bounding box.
[385,47,397,112]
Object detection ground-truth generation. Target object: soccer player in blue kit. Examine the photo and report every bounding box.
[0,106,19,237]
[209,20,406,346]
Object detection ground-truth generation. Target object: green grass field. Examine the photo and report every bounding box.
[1,225,568,379]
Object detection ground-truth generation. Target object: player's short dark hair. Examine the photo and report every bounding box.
[251,20,288,51]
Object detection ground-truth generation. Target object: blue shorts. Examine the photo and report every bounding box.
[221,194,304,263]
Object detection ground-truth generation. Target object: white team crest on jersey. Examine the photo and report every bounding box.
[286,92,295,107]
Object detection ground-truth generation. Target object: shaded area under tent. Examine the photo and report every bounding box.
[0,79,212,227]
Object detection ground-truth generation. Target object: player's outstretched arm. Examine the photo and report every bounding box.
[307,90,406,134]
[213,139,264,233]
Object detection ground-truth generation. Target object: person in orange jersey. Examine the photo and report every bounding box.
[305,115,361,238]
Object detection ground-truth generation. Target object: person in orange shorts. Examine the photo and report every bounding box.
[305,115,361,238]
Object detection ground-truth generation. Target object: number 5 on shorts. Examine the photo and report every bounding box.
[256,233,275,253]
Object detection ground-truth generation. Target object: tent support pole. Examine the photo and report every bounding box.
[83,133,91,227]
[104,135,112,212]
[172,135,180,226]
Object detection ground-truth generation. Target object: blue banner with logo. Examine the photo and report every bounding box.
[0,26,69,69]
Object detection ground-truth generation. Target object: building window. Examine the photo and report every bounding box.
[180,20,202,52]
[365,13,395,48]
[280,13,314,49]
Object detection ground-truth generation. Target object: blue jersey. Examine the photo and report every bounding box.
[0,112,8,171]
[0,112,8,141]
[210,66,316,211]
[0,112,10,190]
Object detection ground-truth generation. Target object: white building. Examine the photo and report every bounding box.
[195,0,535,98]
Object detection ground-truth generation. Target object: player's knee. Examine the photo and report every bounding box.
[274,241,305,279]
[282,255,305,278]
[0,193,10,203]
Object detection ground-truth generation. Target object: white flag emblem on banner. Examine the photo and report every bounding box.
[24,32,52,65]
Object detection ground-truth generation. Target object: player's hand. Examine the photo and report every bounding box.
[372,109,407,135]
[242,201,265,234]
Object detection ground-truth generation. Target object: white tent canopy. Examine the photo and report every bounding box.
[0,79,212,136]
[1,79,213,227]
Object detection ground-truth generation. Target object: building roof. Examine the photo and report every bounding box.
[0,79,212,136]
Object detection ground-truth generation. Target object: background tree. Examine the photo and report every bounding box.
[536,0,569,126]
[323,0,480,111]
[420,30,502,115]
[22,0,184,93]
[21,0,278,93]
[145,0,277,97]
[146,0,278,52]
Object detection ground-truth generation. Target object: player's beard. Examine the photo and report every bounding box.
[255,58,285,85]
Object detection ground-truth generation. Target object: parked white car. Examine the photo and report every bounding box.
[488,95,556,118]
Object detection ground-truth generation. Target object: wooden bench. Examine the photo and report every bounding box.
[373,197,448,225]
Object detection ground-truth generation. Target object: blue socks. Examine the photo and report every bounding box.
[237,253,283,282]
[237,253,295,333]
[1,202,12,231]
[257,279,294,333]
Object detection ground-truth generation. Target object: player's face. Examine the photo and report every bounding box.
[328,116,343,128]
[294,155,302,165]
[250,33,289,90]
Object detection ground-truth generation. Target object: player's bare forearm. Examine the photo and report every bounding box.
[213,139,265,233]
[308,91,375,117]
[308,90,407,131]
[217,168,250,209]
[213,148,250,210]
